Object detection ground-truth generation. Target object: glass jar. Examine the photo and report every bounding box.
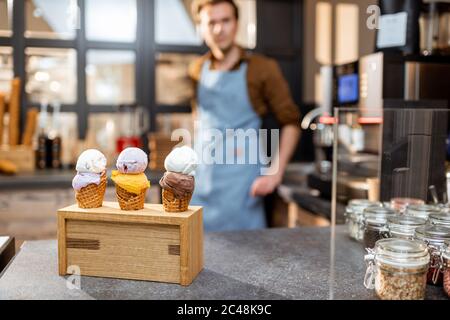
[364,238,430,300]
[429,213,450,229]
[405,204,441,220]
[391,198,424,213]
[387,216,427,240]
[345,199,382,241]
[440,204,450,214]
[363,206,396,248]
[414,225,450,286]
[443,241,450,298]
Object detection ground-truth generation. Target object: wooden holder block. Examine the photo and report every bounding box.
[0,145,35,172]
[57,201,203,286]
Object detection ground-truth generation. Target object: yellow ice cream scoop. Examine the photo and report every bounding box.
[111,170,150,195]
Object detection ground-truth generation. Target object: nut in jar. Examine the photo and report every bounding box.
[441,240,450,297]
[363,206,396,248]
[364,238,430,300]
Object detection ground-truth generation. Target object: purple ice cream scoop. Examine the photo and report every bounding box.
[72,172,102,191]
[116,147,148,174]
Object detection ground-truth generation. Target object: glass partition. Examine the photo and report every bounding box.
[330,107,450,300]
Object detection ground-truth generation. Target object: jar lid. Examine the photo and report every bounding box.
[374,238,430,267]
[429,213,450,225]
[391,198,424,211]
[406,204,441,216]
[414,225,450,243]
[347,199,382,215]
[364,206,396,225]
[387,215,427,227]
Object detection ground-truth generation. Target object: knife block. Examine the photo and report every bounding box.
[57,201,203,286]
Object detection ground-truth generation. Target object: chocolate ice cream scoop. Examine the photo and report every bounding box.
[159,172,195,199]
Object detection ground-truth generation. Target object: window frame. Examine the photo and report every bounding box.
[1,0,303,140]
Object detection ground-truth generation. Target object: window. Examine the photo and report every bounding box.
[155,0,257,49]
[156,113,194,137]
[25,47,77,104]
[4,0,301,145]
[156,52,199,106]
[0,47,14,92]
[85,113,120,163]
[86,50,136,105]
[155,0,202,46]
[85,0,137,42]
[0,0,12,37]
[0,47,13,93]
[25,0,77,39]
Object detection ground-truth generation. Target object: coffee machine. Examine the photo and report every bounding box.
[380,101,448,203]
[420,0,450,56]
[358,51,450,200]
[359,52,450,112]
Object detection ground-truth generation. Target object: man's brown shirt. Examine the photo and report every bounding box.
[188,47,301,126]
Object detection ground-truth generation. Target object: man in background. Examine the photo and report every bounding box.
[189,0,301,231]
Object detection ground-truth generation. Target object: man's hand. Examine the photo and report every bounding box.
[250,124,299,198]
[250,174,283,197]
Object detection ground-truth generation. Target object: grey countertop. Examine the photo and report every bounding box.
[0,169,164,190]
[0,226,447,300]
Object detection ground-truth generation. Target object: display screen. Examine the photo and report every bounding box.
[337,74,359,105]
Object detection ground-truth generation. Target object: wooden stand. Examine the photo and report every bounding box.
[57,202,203,286]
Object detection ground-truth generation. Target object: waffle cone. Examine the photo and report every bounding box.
[162,188,192,212]
[75,173,107,209]
[116,184,147,210]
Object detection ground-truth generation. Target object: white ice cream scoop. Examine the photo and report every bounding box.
[76,149,107,174]
[164,146,198,176]
[116,147,148,174]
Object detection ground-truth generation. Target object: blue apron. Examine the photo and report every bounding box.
[191,60,266,232]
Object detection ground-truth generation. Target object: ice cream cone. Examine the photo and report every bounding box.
[116,184,147,210]
[75,173,107,209]
[162,188,192,212]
